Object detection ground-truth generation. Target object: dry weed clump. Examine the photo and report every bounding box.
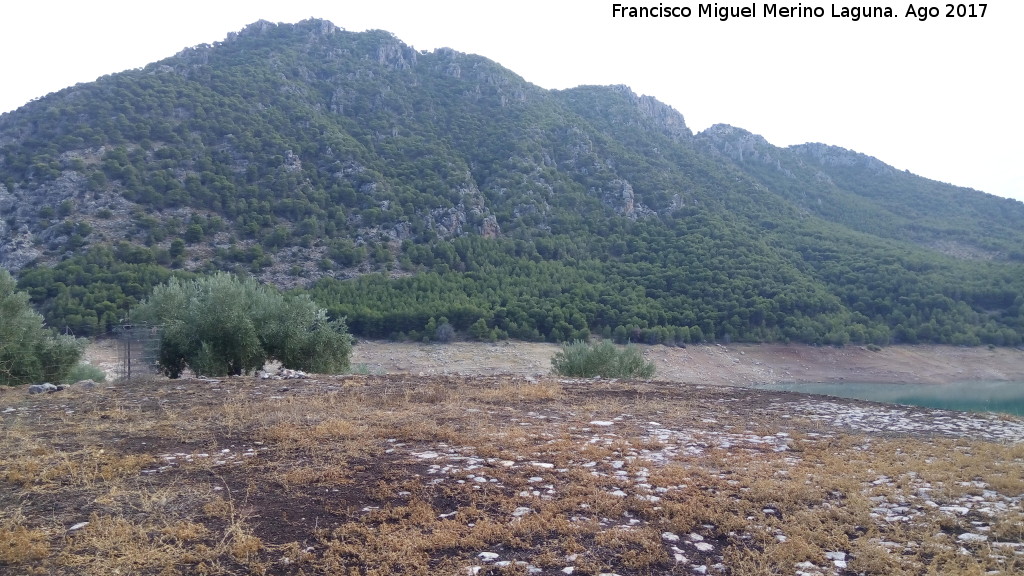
[57,514,211,575]
[0,510,49,567]
[467,379,564,403]
[2,445,154,491]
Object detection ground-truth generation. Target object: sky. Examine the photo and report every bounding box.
[2,1,1021,202]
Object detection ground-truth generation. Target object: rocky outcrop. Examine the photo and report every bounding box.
[606,179,636,216]
[480,215,500,238]
[700,124,780,165]
[377,41,418,71]
[585,85,693,142]
[790,142,894,176]
[0,184,38,271]
[631,91,692,141]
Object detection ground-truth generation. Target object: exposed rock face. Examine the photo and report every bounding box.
[607,179,636,216]
[311,19,339,36]
[329,87,346,114]
[0,157,147,272]
[670,193,686,211]
[635,95,691,140]
[606,85,692,141]
[700,124,782,167]
[378,41,418,70]
[282,150,303,172]
[239,19,277,36]
[1,233,42,271]
[790,142,894,176]
[0,182,49,272]
[480,215,500,238]
[426,206,466,239]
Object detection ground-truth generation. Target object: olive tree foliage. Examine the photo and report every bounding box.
[550,340,655,379]
[134,273,351,378]
[0,269,83,386]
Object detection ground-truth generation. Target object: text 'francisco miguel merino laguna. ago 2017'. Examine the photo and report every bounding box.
[611,3,988,21]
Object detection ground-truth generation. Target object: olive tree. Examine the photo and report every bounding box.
[0,269,83,386]
[135,273,351,377]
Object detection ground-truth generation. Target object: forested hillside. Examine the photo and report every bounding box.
[1,18,1022,346]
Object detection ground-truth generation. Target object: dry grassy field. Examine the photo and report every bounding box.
[1,371,1022,575]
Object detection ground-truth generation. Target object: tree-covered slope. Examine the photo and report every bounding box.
[696,125,1024,259]
[0,18,1021,345]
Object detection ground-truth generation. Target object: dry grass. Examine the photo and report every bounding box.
[0,374,1021,575]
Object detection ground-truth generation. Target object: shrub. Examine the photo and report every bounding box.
[435,321,455,343]
[134,273,351,377]
[0,269,83,386]
[550,340,655,379]
[63,362,107,383]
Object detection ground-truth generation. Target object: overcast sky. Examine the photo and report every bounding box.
[2,1,1021,202]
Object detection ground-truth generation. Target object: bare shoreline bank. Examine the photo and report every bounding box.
[83,338,1024,386]
[348,340,1024,386]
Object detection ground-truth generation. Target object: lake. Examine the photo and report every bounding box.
[747,380,1024,417]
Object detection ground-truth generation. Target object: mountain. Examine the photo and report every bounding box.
[1,18,1022,346]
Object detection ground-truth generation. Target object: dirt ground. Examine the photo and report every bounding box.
[345,340,1024,386]
[3,371,1023,575]
[8,341,1022,575]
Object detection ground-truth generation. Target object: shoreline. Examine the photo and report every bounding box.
[83,338,1024,386]
[347,340,1024,386]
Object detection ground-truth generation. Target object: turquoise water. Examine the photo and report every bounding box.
[750,381,1024,417]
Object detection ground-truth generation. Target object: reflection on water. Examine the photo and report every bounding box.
[750,381,1024,417]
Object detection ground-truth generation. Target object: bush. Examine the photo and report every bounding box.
[435,322,455,343]
[135,272,352,377]
[0,269,83,386]
[63,362,107,383]
[550,340,655,379]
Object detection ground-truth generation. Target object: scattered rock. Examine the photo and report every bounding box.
[826,551,848,569]
[258,368,310,380]
[958,533,988,543]
[28,383,58,394]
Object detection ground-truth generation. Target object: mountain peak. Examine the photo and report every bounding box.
[0,19,1021,348]
[789,142,893,175]
[698,123,775,164]
[559,85,692,141]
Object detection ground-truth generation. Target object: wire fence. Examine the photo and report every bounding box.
[114,321,163,382]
